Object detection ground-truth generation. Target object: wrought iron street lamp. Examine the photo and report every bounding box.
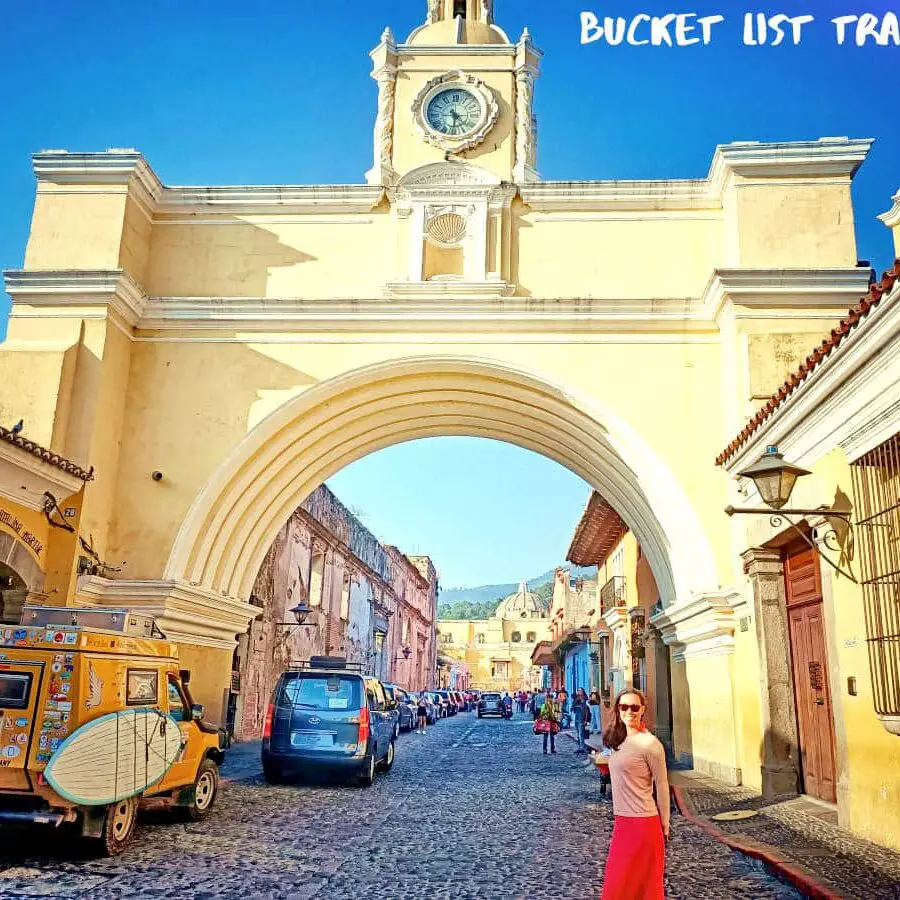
[736,445,810,510]
[393,646,413,662]
[725,445,856,583]
[276,600,319,628]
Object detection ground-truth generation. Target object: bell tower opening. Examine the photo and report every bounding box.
[454,0,467,18]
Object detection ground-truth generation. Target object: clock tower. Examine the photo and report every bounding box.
[366,0,541,186]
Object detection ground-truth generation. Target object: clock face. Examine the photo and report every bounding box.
[425,88,483,137]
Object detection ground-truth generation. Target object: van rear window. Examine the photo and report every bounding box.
[280,675,361,711]
[0,672,32,710]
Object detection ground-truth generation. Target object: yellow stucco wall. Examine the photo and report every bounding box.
[806,448,900,851]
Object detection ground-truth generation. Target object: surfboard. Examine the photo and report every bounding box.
[44,709,184,806]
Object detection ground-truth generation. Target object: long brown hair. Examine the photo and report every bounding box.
[603,688,648,751]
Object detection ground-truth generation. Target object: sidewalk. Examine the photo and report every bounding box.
[670,769,900,900]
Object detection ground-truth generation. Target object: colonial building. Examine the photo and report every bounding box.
[438,582,550,692]
[0,0,897,852]
[232,485,438,741]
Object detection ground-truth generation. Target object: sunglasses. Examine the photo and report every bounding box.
[618,703,643,713]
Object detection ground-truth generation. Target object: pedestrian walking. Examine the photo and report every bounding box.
[589,690,602,733]
[600,689,669,900]
[416,692,428,734]
[536,694,560,754]
[531,687,545,720]
[572,688,591,754]
[557,689,570,729]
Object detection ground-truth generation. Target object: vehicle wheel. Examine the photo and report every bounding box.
[185,758,219,821]
[379,739,396,773]
[263,760,285,784]
[394,721,400,740]
[94,796,138,857]
[357,752,376,788]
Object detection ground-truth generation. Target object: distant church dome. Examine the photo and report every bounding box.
[495,581,546,619]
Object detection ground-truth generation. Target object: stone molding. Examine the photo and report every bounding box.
[702,267,873,322]
[4,269,147,329]
[650,591,739,662]
[8,266,866,338]
[74,576,260,651]
[706,137,873,193]
[521,138,872,212]
[878,188,900,230]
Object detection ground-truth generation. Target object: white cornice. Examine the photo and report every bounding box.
[650,590,739,661]
[522,138,872,214]
[383,280,515,299]
[4,269,147,328]
[33,150,163,217]
[724,277,900,472]
[156,184,385,216]
[707,137,873,195]
[0,447,84,511]
[74,576,260,650]
[520,179,714,212]
[878,189,900,229]
[701,267,872,321]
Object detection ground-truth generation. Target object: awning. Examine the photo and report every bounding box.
[531,641,556,667]
[566,491,629,568]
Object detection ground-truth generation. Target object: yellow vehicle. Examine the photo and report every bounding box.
[0,606,228,855]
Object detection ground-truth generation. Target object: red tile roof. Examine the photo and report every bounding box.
[0,426,94,482]
[716,259,900,467]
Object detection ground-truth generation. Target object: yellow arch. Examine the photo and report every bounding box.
[164,356,716,605]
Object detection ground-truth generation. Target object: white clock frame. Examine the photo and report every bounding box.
[412,71,500,154]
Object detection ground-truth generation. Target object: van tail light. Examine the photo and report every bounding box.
[263,703,274,739]
[358,704,370,746]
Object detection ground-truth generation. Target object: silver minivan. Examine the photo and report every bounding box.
[261,657,397,787]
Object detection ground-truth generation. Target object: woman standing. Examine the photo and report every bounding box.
[538,693,560,754]
[416,693,428,735]
[600,689,669,900]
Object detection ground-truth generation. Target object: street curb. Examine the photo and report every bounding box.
[670,785,844,900]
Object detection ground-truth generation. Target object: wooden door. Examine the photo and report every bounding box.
[784,546,837,803]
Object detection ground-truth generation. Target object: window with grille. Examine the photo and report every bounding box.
[851,433,900,724]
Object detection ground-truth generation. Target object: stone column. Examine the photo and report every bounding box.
[742,547,800,799]
[645,626,673,749]
[366,47,397,186]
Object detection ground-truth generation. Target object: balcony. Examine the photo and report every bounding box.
[600,576,626,614]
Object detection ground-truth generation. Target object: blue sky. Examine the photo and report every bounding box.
[0,1,897,587]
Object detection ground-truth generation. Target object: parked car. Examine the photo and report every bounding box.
[383,684,416,735]
[437,690,457,715]
[477,691,504,718]
[449,690,466,712]
[262,656,397,787]
[430,691,452,718]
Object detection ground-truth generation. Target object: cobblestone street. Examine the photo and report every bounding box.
[0,712,801,899]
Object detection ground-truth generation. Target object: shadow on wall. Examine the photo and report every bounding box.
[147,217,319,298]
[108,341,318,579]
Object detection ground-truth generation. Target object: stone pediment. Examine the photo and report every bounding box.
[390,163,515,215]
[398,162,502,189]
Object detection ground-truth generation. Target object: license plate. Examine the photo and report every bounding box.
[291,732,334,749]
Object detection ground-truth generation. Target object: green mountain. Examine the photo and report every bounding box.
[437,565,596,620]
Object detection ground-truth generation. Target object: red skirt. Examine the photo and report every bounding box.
[600,815,665,900]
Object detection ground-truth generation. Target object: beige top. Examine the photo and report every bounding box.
[608,731,670,831]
